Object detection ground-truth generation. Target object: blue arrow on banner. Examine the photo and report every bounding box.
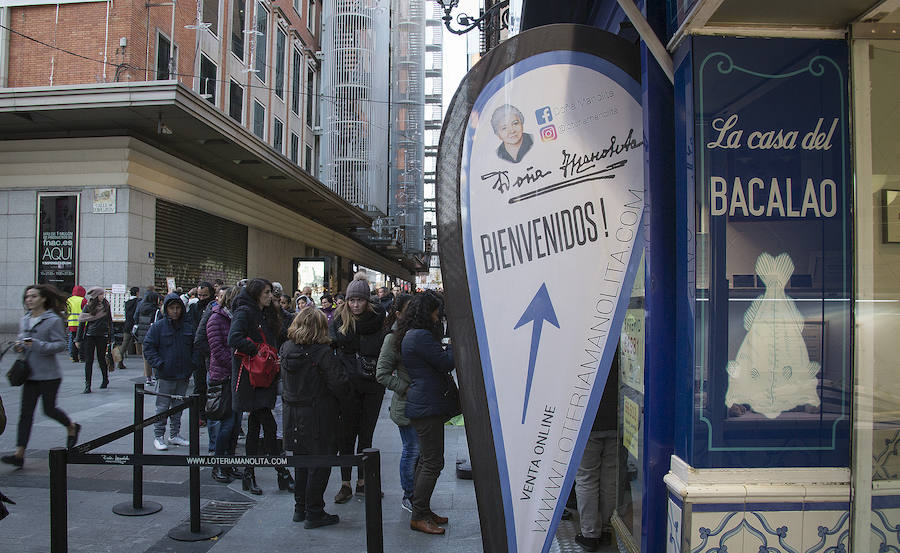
[514,283,560,424]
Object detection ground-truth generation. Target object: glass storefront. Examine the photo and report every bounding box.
[852,36,900,552]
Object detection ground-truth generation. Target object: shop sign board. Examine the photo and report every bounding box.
[437,25,643,553]
[36,193,79,294]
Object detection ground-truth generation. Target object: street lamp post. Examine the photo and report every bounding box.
[434,0,509,35]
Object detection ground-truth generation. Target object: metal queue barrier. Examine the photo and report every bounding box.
[48,383,384,553]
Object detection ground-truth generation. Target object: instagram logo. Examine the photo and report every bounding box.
[539,125,557,142]
[535,106,553,125]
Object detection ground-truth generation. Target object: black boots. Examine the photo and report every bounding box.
[276,467,295,492]
[242,468,262,495]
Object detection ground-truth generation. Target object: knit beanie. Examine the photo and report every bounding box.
[345,273,371,301]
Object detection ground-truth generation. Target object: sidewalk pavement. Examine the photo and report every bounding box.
[0,353,612,553]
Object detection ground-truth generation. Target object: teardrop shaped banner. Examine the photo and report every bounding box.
[436,25,644,553]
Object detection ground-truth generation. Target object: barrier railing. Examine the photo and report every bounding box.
[49,383,383,553]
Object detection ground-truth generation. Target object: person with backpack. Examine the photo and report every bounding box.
[142,293,196,451]
[281,307,351,528]
[135,291,162,386]
[228,278,293,494]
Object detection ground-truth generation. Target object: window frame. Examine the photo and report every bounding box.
[253,100,266,139]
[228,79,244,123]
[275,26,287,100]
[273,116,284,154]
[291,46,302,116]
[199,54,217,104]
[231,0,245,61]
[253,1,269,83]
[155,31,177,80]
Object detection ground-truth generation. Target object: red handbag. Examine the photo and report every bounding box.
[236,328,279,389]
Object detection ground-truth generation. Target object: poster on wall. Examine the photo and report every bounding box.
[437,25,643,553]
[693,37,851,467]
[36,194,79,294]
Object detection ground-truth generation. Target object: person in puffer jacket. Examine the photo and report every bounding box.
[143,293,196,451]
[397,292,455,535]
[206,286,242,483]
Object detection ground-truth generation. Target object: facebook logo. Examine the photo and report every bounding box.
[535,106,553,125]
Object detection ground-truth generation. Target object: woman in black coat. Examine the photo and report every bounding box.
[329,273,386,503]
[398,292,456,535]
[227,278,292,494]
[281,308,351,528]
[75,287,113,393]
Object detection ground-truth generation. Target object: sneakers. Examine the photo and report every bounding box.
[168,435,190,447]
[334,484,353,504]
[401,497,413,513]
[153,438,168,451]
[1,455,24,469]
[574,533,600,552]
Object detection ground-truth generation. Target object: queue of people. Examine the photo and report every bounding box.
[2,276,460,537]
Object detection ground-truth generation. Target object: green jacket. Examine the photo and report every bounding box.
[375,328,411,427]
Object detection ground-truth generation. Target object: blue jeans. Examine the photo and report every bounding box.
[398,424,420,499]
[206,375,220,453]
[154,378,190,438]
[215,412,241,456]
[67,330,77,359]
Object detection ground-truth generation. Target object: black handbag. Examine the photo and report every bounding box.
[6,358,30,387]
[443,374,462,420]
[205,378,231,421]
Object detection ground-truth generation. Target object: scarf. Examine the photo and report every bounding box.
[78,300,109,323]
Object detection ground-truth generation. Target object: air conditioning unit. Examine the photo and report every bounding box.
[312,126,323,135]
[315,50,325,60]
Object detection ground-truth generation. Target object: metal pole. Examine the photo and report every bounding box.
[362,448,383,553]
[113,383,162,516]
[49,447,68,553]
[134,383,144,509]
[189,394,200,533]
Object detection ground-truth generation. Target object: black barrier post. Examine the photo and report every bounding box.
[49,447,67,553]
[113,383,162,516]
[168,394,222,542]
[362,448,383,553]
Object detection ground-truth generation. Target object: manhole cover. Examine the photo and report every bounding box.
[199,500,255,525]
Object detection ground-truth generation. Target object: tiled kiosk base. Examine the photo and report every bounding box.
[872,483,900,551]
[663,456,850,553]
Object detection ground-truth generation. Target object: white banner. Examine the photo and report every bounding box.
[460,51,644,553]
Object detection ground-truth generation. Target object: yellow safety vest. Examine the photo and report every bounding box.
[66,296,83,328]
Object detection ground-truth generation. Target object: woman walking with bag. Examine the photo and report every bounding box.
[75,287,113,393]
[228,278,293,494]
[329,273,386,503]
[1,285,81,468]
[281,308,351,527]
[398,292,457,535]
[206,286,242,483]
[375,294,417,513]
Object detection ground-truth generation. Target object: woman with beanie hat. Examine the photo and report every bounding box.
[75,287,113,393]
[329,273,386,504]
